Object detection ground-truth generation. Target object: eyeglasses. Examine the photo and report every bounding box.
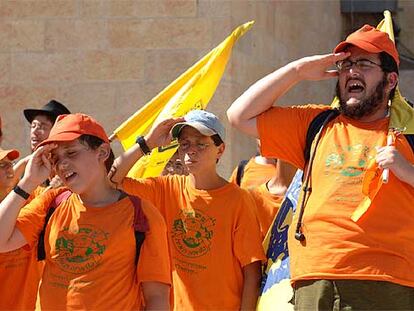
[336,59,382,72]
[178,141,211,151]
[0,161,13,170]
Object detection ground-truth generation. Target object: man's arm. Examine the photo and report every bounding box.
[240,261,262,311]
[109,118,184,188]
[376,146,414,187]
[142,281,170,310]
[226,52,349,137]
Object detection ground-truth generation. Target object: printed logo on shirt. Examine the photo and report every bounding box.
[54,225,109,274]
[325,144,374,177]
[172,209,216,258]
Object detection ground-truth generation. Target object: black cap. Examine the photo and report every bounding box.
[24,100,71,124]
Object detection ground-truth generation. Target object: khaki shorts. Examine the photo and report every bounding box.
[293,279,414,311]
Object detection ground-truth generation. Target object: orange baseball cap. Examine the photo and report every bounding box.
[0,148,19,161]
[37,113,109,149]
[334,24,399,66]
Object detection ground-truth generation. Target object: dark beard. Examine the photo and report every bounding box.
[337,75,388,119]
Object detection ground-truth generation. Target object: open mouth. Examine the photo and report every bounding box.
[63,171,77,183]
[346,80,365,94]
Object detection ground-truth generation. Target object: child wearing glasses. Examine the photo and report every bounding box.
[0,113,171,310]
[110,109,265,310]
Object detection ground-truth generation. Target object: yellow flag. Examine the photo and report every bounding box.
[112,21,254,178]
[353,10,414,221]
[377,10,414,133]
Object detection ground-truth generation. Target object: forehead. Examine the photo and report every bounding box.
[50,139,83,153]
[345,46,380,61]
[178,126,210,140]
[32,114,53,125]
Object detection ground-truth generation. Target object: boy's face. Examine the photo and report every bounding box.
[177,126,224,175]
[30,115,54,151]
[50,139,104,194]
[0,157,15,189]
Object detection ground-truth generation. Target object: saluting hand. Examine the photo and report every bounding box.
[294,52,350,81]
[145,117,185,150]
[21,144,57,190]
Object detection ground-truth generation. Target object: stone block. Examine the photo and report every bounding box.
[12,52,83,84]
[144,49,200,83]
[108,18,211,49]
[45,20,106,51]
[0,0,77,18]
[79,0,105,17]
[84,50,146,81]
[135,0,196,17]
[198,0,231,18]
[0,53,10,83]
[0,21,45,51]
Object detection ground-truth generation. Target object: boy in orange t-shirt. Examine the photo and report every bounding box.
[228,25,414,309]
[0,113,171,310]
[110,110,266,310]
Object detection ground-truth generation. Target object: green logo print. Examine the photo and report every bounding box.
[325,144,371,177]
[55,225,108,274]
[172,209,216,258]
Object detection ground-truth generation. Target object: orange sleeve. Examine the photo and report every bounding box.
[16,188,65,248]
[233,191,266,267]
[137,200,171,285]
[257,104,328,169]
[123,177,164,208]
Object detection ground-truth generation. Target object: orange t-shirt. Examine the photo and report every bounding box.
[0,245,40,310]
[123,175,266,311]
[229,158,276,189]
[15,189,170,310]
[258,104,414,287]
[0,185,51,310]
[248,183,284,239]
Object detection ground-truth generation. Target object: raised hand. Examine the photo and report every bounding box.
[145,117,185,150]
[294,52,350,81]
[21,144,57,190]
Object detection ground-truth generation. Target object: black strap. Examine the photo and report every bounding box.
[304,109,340,164]
[37,206,56,261]
[405,134,414,154]
[236,159,249,186]
[134,231,145,265]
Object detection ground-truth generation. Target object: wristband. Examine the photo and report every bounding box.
[136,136,151,155]
[13,185,30,200]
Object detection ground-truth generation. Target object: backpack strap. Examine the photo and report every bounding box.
[236,159,249,186]
[304,109,340,164]
[37,190,72,261]
[128,195,149,265]
[404,134,414,154]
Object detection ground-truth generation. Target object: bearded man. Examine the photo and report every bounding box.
[227,25,414,310]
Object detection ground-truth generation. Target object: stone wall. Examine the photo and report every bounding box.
[1,0,409,178]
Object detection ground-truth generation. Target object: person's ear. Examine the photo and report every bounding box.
[386,72,398,92]
[97,143,110,162]
[216,143,225,161]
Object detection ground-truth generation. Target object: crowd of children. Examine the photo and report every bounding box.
[0,104,285,311]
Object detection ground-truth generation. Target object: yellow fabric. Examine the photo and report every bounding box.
[112,21,254,178]
[353,10,414,221]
